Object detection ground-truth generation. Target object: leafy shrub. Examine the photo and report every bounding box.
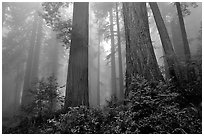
[21,75,64,118]
[3,75,202,134]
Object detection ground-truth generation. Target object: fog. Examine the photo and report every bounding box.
[2,2,202,126]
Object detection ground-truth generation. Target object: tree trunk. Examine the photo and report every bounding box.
[109,8,117,99]
[97,33,100,107]
[170,16,185,61]
[175,2,195,81]
[21,12,38,106]
[115,2,124,101]
[51,35,58,76]
[170,16,187,80]
[65,2,89,108]
[149,2,181,82]
[123,2,164,96]
[49,32,58,76]
[31,16,43,82]
[14,64,22,115]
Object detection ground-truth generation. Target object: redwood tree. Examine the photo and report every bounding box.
[21,12,39,106]
[123,2,164,96]
[109,7,117,99]
[115,2,124,101]
[175,2,195,81]
[65,2,89,107]
[149,2,181,82]
[97,31,101,106]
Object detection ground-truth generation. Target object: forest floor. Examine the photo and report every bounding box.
[2,75,202,134]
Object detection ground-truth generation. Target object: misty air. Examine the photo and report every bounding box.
[2,2,202,134]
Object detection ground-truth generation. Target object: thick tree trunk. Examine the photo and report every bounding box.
[123,2,164,96]
[149,2,181,82]
[65,2,89,108]
[115,2,124,101]
[97,33,100,107]
[175,2,195,81]
[21,12,38,106]
[109,8,117,99]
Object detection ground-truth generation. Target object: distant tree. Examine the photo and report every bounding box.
[109,5,117,99]
[92,3,117,100]
[2,3,42,120]
[31,17,43,81]
[175,2,195,81]
[115,2,124,101]
[97,27,101,107]
[21,12,40,107]
[65,2,89,107]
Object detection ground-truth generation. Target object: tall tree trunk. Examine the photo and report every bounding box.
[170,16,185,61]
[21,12,38,106]
[109,8,117,99]
[175,2,195,81]
[157,2,173,80]
[97,33,100,106]
[31,16,43,81]
[115,2,124,101]
[65,2,89,108]
[51,35,58,76]
[149,2,181,82]
[14,64,22,115]
[48,32,58,77]
[123,2,164,96]
[170,16,187,80]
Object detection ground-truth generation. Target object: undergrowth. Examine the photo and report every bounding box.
[3,75,202,134]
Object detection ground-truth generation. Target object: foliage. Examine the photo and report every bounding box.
[21,75,64,118]
[179,2,198,16]
[40,2,72,48]
[3,75,201,134]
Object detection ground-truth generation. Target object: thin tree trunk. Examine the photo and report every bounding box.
[52,35,58,76]
[65,2,89,108]
[170,16,187,80]
[115,2,124,101]
[109,8,117,99]
[149,2,181,82]
[14,64,21,115]
[122,3,131,97]
[176,2,191,64]
[49,32,58,76]
[21,12,38,106]
[170,16,185,61]
[175,2,195,81]
[31,16,43,82]
[97,33,100,107]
